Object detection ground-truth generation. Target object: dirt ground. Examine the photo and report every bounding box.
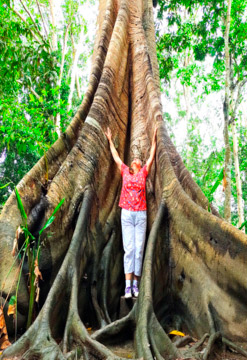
[108,338,247,360]
[1,335,247,359]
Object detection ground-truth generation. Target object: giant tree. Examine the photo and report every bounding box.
[1,0,247,359]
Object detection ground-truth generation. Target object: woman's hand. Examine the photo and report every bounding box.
[105,127,112,142]
[104,127,123,170]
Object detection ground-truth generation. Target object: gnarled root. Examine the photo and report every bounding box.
[2,188,247,360]
[134,205,181,360]
[180,332,247,360]
[1,188,131,360]
[92,308,136,343]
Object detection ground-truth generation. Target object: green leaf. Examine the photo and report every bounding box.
[22,227,35,241]
[239,220,247,231]
[7,295,17,316]
[51,198,65,217]
[39,215,55,235]
[207,169,224,197]
[15,187,27,221]
[9,295,17,306]
[39,198,65,235]
[0,182,11,189]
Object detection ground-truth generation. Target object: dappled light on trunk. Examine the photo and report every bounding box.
[0,0,247,359]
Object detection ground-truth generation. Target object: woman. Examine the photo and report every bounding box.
[105,127,157,298]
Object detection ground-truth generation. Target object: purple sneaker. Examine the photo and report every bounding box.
[125,286,132,299]
[132,284,139,298]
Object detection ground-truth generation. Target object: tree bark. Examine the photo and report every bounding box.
[1,0,247,359]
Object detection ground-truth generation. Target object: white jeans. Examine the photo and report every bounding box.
[121,209,147,276]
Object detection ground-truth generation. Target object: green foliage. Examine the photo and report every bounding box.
[206,168,224,204]
[239,219,247,230]
[0,0,95,207]
[180,117,225,209]
[157,0,247,229]
[8,295,17,307]
[0,182,11,189]
[0,0,93,326]
[11,188,65,329]
[156,0,247,86]
[15,187,27,222]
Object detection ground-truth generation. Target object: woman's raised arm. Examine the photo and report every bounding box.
[105,127,123,171]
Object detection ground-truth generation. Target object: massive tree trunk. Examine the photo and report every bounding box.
[1,0,247,359]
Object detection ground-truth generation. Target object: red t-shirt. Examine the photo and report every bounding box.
[119,163,148,211]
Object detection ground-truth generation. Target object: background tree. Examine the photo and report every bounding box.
[156,0,247,227]
[0,0,95,207]
[223,0,232,222]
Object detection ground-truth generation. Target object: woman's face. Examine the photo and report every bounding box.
[131,158,142,172]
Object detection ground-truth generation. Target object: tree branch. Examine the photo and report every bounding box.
[16,80,41,100]
[48,0,58,51]
[229,78,247,125]
[58,22,71,86]
[67,29,84,111]
[222,337,247,357]
[35,0,49,40]
[9,6,42,44]
[19,0,46,43]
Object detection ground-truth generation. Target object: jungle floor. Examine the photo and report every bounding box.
[107,339,247,360]
[3,335,247,359]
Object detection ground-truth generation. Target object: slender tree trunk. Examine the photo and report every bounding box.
[48,0,61,136]
[182,11,192,169]
[75,73,81,99]
[243,106,247,127]
[223,0,232,222]
[48,0,58,51]
[58,23,71,88]
[67,30,85,112]
[229,83,246,231]
[232,121,244,230]
[183,81,191,164]
[36,0,49,39]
